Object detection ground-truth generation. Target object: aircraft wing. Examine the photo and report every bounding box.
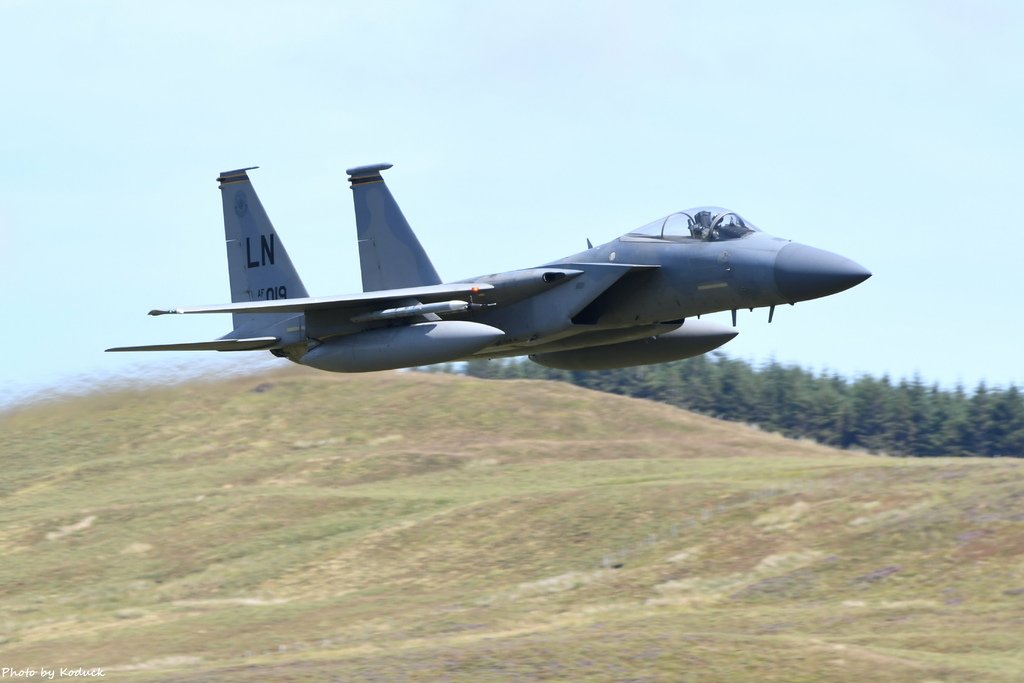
[110,265,658,354]
[106,337,279,352]
[147,282,495,316]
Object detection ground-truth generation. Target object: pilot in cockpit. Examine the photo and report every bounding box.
[690,210,714,239]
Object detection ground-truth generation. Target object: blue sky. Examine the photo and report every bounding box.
[2,1,1021,405]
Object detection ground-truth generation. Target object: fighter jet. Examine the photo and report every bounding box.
[107,164,870,371]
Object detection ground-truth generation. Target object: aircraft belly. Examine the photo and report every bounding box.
[300,321,504,372]
[468,323,681,359]
[530,321,738,370]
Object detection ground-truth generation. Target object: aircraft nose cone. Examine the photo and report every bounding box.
[774,243,871,303]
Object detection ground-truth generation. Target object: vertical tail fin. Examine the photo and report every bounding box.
[218,167,309,332]
[347,163,442,292]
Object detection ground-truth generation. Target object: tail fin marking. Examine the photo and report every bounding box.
[218,167,309,332]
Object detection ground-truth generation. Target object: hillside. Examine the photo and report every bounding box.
[1,368,1022,682]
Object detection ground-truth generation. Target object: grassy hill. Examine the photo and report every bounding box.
[1,368,1022,682]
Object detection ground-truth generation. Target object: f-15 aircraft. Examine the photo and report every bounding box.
[108,164,870,371]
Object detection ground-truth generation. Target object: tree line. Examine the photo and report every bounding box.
[425,355,1024,457]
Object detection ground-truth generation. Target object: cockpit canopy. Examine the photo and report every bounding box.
[628,207,758,242]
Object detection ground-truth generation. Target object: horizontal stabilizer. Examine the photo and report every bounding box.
[148,282,495,316]
[106,337,279,353]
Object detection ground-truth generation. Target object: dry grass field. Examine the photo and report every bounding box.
[1,367,1022,681]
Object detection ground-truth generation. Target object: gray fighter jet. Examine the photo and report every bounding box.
[108,164,870,371]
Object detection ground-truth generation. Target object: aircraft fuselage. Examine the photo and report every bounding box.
[108,165,870,373]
